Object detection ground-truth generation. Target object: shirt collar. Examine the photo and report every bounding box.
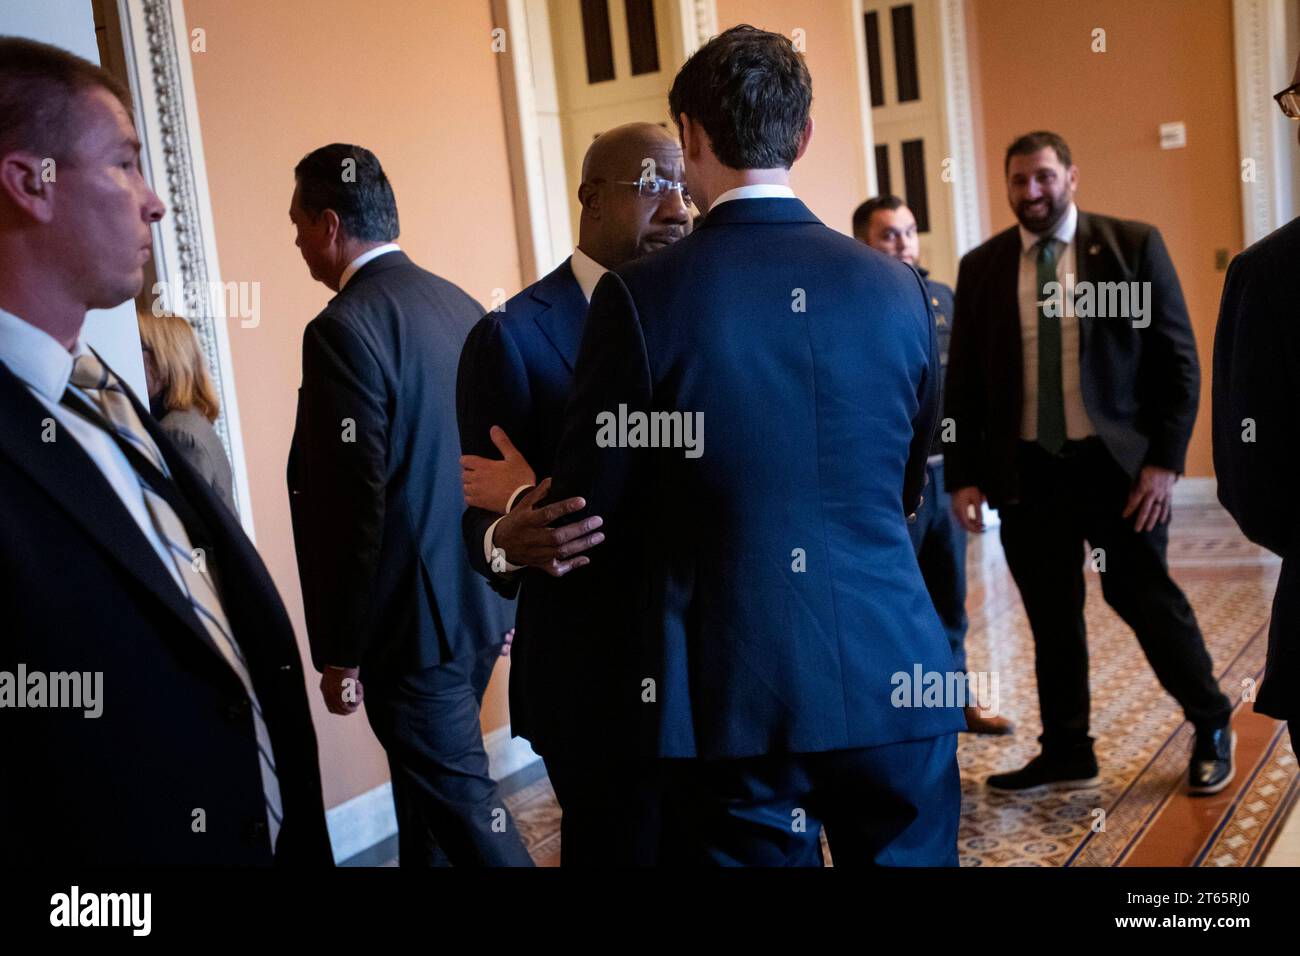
[1019,202,1078,254]
[339,243,401,290]
[710,184,797,209]
[0,306,86,402]
[570,246,610,303]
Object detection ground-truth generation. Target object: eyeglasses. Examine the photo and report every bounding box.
[612,177,692,205]
[1275,81,1300,119]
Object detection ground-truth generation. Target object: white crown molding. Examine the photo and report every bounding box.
[116,0,256,538]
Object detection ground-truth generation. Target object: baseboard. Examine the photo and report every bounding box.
[1173,475,1217,504]
[326,724,542,865]
[484,724,542,781]
[327,780,396,865]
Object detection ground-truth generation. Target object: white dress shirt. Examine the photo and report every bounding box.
[483,247,611,573]
[569,245,608,302]
[710,183,797,208]
[0,307,185,592]
[339,243,401,290]
[1017,202,1095,441]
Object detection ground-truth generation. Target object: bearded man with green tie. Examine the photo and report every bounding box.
[944,131,1233,795]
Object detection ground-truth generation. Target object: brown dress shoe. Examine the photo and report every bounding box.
[963,706,1016,735]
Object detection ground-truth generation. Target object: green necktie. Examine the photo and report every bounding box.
[1035,237,1066,455]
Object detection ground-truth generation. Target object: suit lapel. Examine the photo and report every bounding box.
[131,382,295,673]
[0,362,225,659]
[1073,211,1102,356]
[531,259,589,372]
[992,229,1025,412]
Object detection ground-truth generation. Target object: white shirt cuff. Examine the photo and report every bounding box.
[505,483,533,513]
[484,517,524,575]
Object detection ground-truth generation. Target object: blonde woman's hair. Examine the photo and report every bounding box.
[136,311,221,422]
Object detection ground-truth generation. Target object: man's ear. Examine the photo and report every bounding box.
[578,180,601,218]
[321,208,342,244]
[679,113,700,160]
[1067,164,1079,194]
[793,118,814,163]
[0,151,56,225]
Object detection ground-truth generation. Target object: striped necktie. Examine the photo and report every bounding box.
[1035,237,1066,455]
[66,351,283,851]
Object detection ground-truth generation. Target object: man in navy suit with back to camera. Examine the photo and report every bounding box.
[287,143,531,866]
[547,25,964,866]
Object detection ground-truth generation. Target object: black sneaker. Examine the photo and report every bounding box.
[986,752,1100,792]
[1188,727,1236,796]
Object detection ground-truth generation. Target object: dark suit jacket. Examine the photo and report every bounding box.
[920,269,955,460]
[159,407,236,513]
[944,211,1200,505]
[0,360,331,865]
[1212,216,1300,721]
[548,197,966,760]
[289,251,513,676]
[456,259,588,754]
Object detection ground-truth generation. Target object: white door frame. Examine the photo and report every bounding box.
[115,0,256,536]
[1233,0,1300,246]
[494,0,718,283]
[935,0,984,256]
[849,0,984,259]
[850,0,881,199]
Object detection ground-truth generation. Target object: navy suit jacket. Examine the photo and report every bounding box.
[456,259,589,753]
[548,197,966,760]
[288,251,513,676]
[1213,216,1300,721]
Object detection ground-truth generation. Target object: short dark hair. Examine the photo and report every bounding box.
[293,143,399,243]
[1004,130,1073,175]
[852,194,906,236]
[0,35,133,162]
[667,25,812,170]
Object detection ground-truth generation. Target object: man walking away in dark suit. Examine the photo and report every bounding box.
[0,36,331,865]
[945,131,1234,795]
[287,144,531,866]
[1213,54,1300,758]
[854,195,1013,737]
[457,123,690,864]
[549,25,965,866]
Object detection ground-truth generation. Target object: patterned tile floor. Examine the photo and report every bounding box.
[386,484,1295,867]
[956,491,1289,867]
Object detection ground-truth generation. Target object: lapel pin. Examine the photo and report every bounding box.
[1088,243,1101,255]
